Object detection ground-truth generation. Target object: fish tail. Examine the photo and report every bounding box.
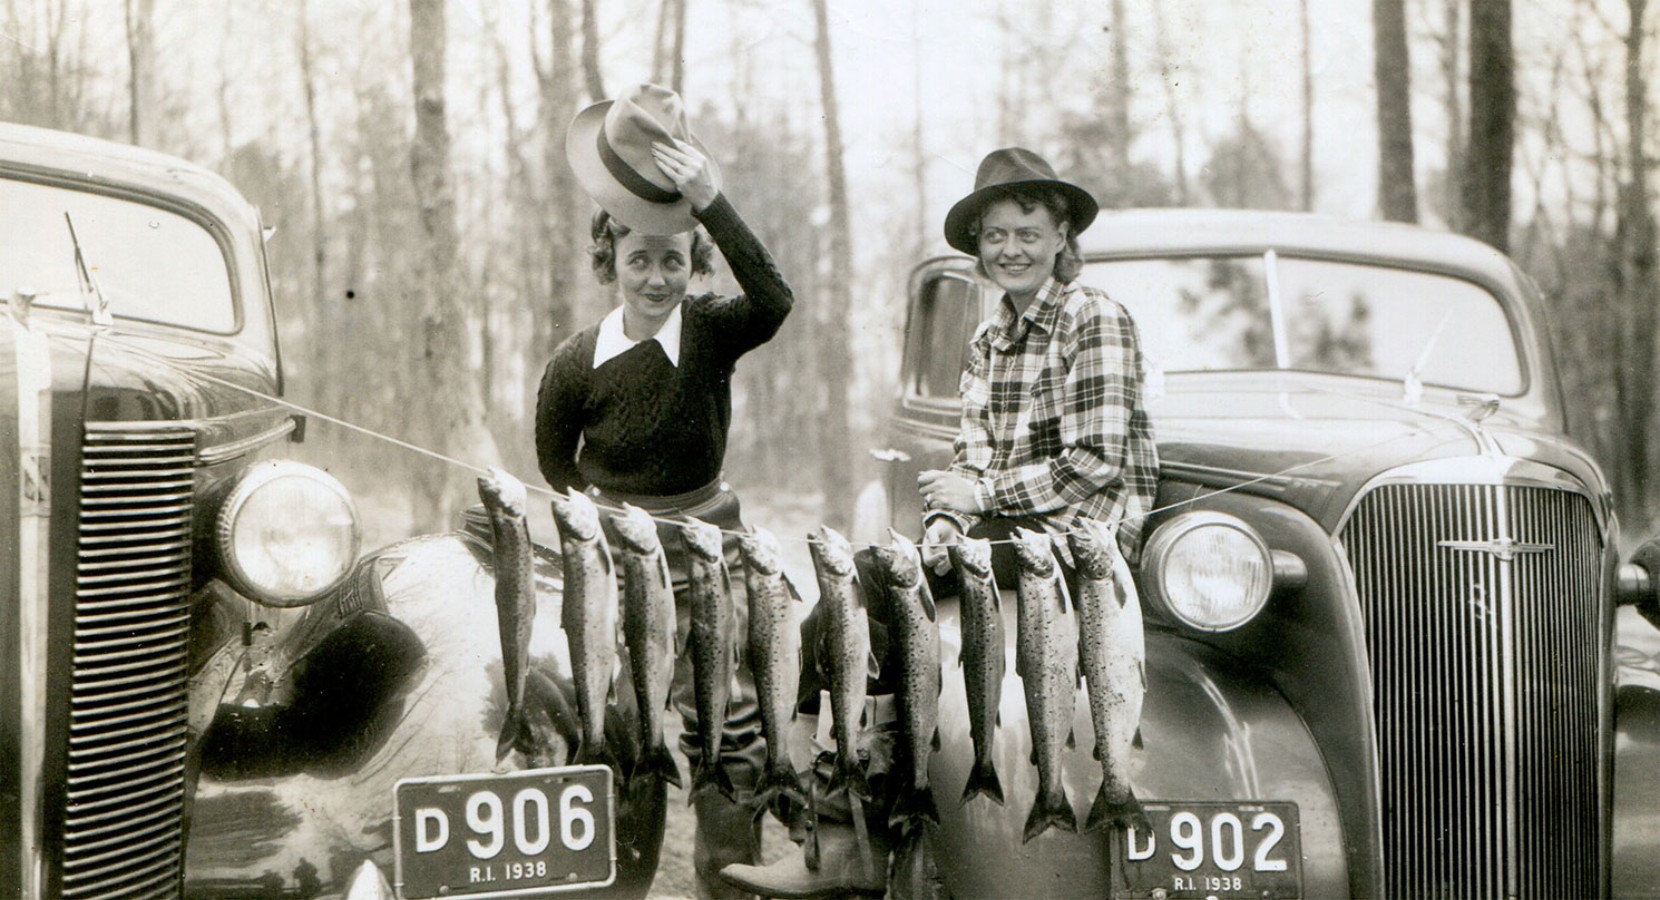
[689,759,739,805]
[751,760,806,816]
[959,757,1004,806]
[573,738,621,779]
[639,741,683,789]
[1021,785,1077,844]
[494,709,523,763]
[888,780,940,833]
[827,754,871,801]
[1085,780,1150,834]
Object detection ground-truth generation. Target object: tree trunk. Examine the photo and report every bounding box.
[1373,0,1418,221]
[408,0,500,525]
[1151,0,1188,204]
[298,0,327,326]
[810,0,854,527]
[538,0,585,350]
[1107,0,1131,174]
[1614,0,1655,517]
[580,0,605,101]
[1300,0,1314,210]
[670,0,687,94]
[124,0,157,147]
[1461,0,1513,250]
[1438,0,1465,230]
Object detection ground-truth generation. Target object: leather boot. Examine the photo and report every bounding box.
[718,820,889,899]
[694,788,764,900]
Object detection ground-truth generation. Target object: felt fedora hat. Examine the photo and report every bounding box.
[567,84,722,235]
[943,147,1098,254]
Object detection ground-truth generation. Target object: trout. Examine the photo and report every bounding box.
[479,468,536,763]
[611,504,682,789]
[875,530,941,834]
[740,527,807,816]
[1013,528,1079,842]
[682,518,741,802]
[551,488,619,773]
[1069,519,1149,833]
[808,525,873,800]
[950,536,1005,806]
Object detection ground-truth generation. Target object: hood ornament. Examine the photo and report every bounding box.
[1438,536,1554,562]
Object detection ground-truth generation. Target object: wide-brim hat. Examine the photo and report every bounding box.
[567,84,722,235]
[943,147,1098,254]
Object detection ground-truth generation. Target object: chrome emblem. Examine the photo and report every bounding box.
[1437,537,1554,561]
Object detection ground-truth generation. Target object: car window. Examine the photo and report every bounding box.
[1084,255,1524,395]
[0,177,237,332]
[907,272,980,401]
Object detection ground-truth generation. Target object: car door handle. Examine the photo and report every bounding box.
[869,448,912,463]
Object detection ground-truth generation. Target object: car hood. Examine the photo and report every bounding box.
[1152,384,1607,533]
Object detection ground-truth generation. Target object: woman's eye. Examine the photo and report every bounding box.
[663,257,685,271]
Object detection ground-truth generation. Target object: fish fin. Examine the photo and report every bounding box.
[1133,728,1144,749]
[1022,786,1077,844]
[495,710,523,763]
[866,649,881,681]
[1139,659,1147,691]
[752,761,807,820]
[572,738,622,781]
[690,760,740,805]
[1085,781,1150,835]
[995,709,1001,727]
[931,726,941,751]
[1029,746,1038,767]
[888,782,940,834]
[641,742,683,789]
[1065,728,1076,750]
[921,584,937,620]
[828,757,872,801]
[960,759,1004,806]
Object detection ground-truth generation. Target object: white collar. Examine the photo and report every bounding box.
[592,303,682,368]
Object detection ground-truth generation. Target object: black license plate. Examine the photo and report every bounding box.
[1111,801,1301,899]
[393,765,615,898]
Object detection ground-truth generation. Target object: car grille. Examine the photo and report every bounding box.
[1341,483,1602,900]
[57,425,196,899]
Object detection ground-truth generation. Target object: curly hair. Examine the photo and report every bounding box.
[587,208,715,284]
[966,184,1084,284]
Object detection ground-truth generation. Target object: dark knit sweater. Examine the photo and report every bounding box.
[535,193,793,496]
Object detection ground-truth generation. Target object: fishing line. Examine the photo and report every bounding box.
[57,330,1470,555]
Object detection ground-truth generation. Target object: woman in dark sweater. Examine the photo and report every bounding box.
[542,84,792,900]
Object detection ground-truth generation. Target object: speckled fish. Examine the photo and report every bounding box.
[1069,519,1150,833]
[550,488,619,773]
[875,530,941,834]
[808,525,873,800]
[612,504,682,789]
[740,527,807,816]
[682,518,741,803]
[1013,528,1078,843]
[950,536,1005,806]
[479,468,536,762]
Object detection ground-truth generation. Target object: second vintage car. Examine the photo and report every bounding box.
[855,208,1660,899]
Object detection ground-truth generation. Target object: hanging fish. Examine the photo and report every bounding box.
[740,528,807,818]
[683,518,741,803]
[612,504,682,789]
[550,488,619,774]
[874,530,941,835]
[1069,519,1149,833]
[1013,528,1078,843]
[808,525,874,800]
[478,468,536,763]
[950,536,1005,806]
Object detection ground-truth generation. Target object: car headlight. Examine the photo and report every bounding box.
[1140,511,1273,632]
[216,460,360,606]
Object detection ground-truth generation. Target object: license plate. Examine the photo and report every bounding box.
[1111,801,1301,899]
[393,765,615,899]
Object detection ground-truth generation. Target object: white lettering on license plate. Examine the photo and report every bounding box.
[1113,801,1301,899]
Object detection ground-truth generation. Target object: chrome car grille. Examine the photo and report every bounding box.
[58,425,196,899]
[1341,483,1602,899]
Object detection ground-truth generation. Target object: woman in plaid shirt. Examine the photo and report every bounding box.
[919,147,1159,587]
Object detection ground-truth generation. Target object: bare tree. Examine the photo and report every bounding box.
[298,0,327,321]
[811,0,854,526]
[1151,0,1188,204]
[670,0,687,93]
[1106,0,1131,174]
[408,0,500,522]
[1613,0,1656,514]
[534,0,588,346]
[124,0,157,147]
[1435,0,1465,229]
[580,0,605,101]
[1461,0,1514,250]
[1373,0,1418,221]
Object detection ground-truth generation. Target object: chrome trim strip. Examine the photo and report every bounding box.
[10,312,52,899]
[195,416,295,465]
[1332,454,1604,538]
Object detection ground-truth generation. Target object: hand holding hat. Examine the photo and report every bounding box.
[567,84,723,235]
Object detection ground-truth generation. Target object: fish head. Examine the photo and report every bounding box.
[1066,520,1114,580]
[1011,528,1057,578]
[948,536,994,580]
[680,518,726,562]
[550,488,602,541]
[610,504,662,555]
[873,529,923,589]
[808,526,856,577]
[737,527,784,576]
[476,467,526,516]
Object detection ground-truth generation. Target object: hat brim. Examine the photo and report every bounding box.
[566,100,722,236]
[943,179,1099,255]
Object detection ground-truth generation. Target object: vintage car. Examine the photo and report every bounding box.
[854,209,1660,899]
[0,124,668,898]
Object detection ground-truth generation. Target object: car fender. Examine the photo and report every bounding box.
[926,623,1348,899]
[184,533,665,898]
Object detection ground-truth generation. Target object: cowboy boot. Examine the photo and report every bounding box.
[717,818,890,900]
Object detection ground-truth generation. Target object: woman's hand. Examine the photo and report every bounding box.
[918,469,982,515]
[920,516,964,575]
[653,139,718,212]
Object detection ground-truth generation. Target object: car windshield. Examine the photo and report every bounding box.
[0,176,236,332]
[1082,255,1524,395]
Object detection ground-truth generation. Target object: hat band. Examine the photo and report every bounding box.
[597,131,682,204]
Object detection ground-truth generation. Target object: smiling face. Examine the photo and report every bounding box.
[975,197,1068,309]
[614,230,694,337]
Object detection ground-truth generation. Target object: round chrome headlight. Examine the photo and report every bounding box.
[1140,511,1272,632]
[216,460,360,606]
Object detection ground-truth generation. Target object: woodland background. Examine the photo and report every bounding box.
[3,0,1657,542]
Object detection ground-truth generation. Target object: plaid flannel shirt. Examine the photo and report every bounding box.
[928,276,1159,559]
